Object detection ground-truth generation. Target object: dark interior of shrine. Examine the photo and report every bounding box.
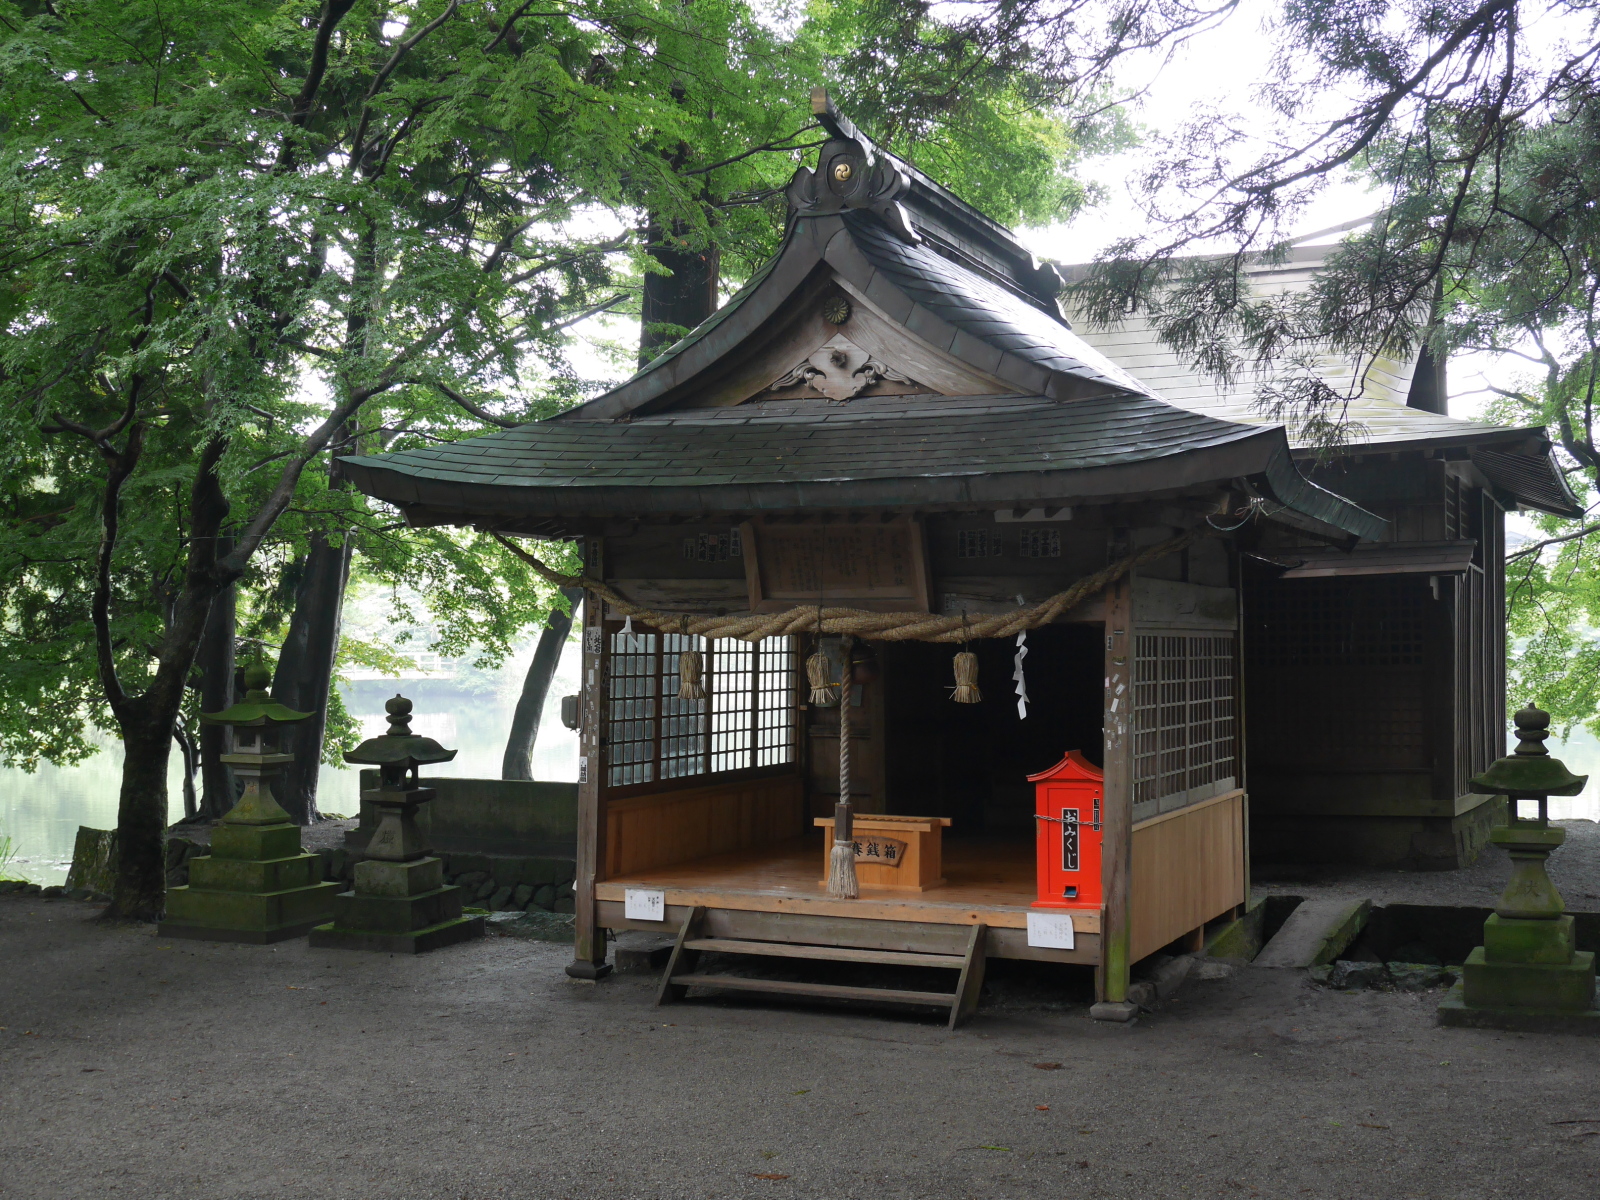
[882,625,1104,836]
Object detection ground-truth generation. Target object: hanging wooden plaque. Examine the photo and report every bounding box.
[740,516,931,613]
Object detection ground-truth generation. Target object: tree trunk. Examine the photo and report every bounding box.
[271,530,354,824]
[196,534,237,818]
[503,588,583,780]
[109,705,179,921]
[640,213,720,364]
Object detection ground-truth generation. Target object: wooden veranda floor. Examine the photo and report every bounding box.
[596,836,1103,935]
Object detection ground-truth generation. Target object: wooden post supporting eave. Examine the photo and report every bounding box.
[567,535,612,981]
[1097,563,1135,1005]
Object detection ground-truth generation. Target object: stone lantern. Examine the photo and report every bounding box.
[1440,703,1598,1032]
[159,663,340,942]
[309,695,484,953]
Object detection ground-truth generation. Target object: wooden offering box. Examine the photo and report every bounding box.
[813,815,952,892]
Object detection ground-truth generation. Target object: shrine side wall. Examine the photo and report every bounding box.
[603,774,806,878]
[1129,789,1247,961]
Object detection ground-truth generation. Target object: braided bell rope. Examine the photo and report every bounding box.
[491,526,1211,644]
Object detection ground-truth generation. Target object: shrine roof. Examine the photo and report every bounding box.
[342,91,1387,542]
[1059,248,1584,518]
[341,391,1386,541]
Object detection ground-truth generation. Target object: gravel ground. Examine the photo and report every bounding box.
[3,897,1600,1200]
[1256,819,1600,909]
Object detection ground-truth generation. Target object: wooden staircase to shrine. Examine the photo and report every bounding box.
[655,907,987,1029]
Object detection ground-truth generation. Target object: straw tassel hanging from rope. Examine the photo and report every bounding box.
[806,648,837,706]
[678,649,706,700]
[951,650,981,704]
[827,634,859,899]
[951,611,981,704]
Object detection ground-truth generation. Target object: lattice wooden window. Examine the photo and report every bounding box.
[1245,576,1431,771]
[607,632,659,787]
[1133,633,1237,814]
[605,632,796,787]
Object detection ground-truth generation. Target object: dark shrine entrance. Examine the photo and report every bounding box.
[882,625,1105,836]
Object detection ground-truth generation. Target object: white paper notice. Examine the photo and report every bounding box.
[1026,911,1076,950]
[624,888,666,922]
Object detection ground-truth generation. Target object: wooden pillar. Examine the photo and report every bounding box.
[566,535,612,981]
[1096,555,1136,1009]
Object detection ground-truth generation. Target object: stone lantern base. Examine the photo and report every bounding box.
[159,821,341,944]
[1438,981,1600,1034]
[308,854,483,954]
[1438,913,1600,1034]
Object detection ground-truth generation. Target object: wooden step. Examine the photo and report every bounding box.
[669,973,955,1007]
[657,907,990,1029]
[683,937,965,968]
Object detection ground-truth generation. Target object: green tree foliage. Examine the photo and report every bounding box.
[1,0,1144,916]
[0,0,799,916]
[1051,0,1600,727]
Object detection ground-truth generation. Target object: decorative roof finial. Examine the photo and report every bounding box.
[1512,702,1551,757]
[785,88,919,243]
[1470,702,1587,799]
[385,692,414,736]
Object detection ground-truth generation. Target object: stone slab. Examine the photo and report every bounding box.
[1461,947,1597,1010]
[162,880,340,931]
[1205,897,1267,963]
[354,856,444,897]
[1483,913,1575,964]
[614,931,676,973]
[483,910,575,942]
[328,885,464,935]
[156,915,328,944]
[348,774,577,858]
[1254,898,1371,969]
[1438,981,1600,1035]
[187,852,322,894]
[308,914,485,955]
[209,822,304,862]
[1089,1000,1139,1023]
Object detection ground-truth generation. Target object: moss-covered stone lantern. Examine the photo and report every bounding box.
[159,663,340,942]
[309,694,484,953]
[1440,703,1598,1032]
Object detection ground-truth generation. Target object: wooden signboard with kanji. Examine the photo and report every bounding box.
[740,516,931,613]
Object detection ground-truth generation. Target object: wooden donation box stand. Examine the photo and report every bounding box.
[1029,751,1104,908]
[814,815,952,891]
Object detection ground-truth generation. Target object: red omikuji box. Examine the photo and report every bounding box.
[1028,750,1103,910]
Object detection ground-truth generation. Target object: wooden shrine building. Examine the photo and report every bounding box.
[1059,242,1582,871]
[344,91,1572,1020]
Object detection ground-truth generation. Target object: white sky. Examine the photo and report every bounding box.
[1014,0,1560,426]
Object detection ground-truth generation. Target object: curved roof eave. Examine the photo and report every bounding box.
[342,422,1384,542]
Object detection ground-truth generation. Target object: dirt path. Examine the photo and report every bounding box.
[2,896,1597,1200]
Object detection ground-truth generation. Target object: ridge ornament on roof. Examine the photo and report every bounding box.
[786,87,920,243]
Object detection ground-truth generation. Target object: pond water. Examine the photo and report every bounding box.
[3,638,1594,881]
[0,637,582,884]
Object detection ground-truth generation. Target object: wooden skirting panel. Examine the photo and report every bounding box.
[597,901,1100,965]
[603,773,804,878]
[1130,790,1246,962]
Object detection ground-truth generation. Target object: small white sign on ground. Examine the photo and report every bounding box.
[1026,911,1075,950]
[624,887,666,922]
